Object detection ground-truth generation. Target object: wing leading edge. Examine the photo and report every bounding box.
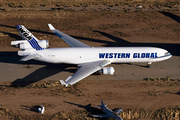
[48,24,91,48]
[60,60,111,87]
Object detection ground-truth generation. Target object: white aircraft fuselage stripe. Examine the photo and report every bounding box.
[18,47,171,64]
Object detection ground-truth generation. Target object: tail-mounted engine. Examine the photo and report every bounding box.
[38,40,49,48]
[99,67,115,75]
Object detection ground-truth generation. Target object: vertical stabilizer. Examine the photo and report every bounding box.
[15,25,44,50]
[15,25,38,41]
[101,100,107,107]
[101,100,104,106]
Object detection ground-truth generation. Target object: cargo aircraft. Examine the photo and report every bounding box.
[92,100,123,120]
[11,24,172,87]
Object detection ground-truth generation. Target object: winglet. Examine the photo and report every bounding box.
[59,80,68,87]
[48,24,55,30]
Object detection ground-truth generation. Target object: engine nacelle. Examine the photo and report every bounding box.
[38,40,49,48]
[100,67,115,75]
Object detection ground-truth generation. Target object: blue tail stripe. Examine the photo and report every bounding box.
[15,25,21,29]
[29,40,36,49]
[28,38,44,50]
[29,41,40,50]
[30,39,39,49]
[28,41,35,49]
[32,39,42,50]
[31,38,42,50]
[29,39,38,49]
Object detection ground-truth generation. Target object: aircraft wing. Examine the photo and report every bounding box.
[91,114,111,118]
[60,60,111,87]
[48,24,91,48]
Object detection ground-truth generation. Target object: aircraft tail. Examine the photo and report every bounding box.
[101,100,107,107]
[15,25,39,41]
[95,100,107,108]
[101,100,104,106]
[14,25,44,50]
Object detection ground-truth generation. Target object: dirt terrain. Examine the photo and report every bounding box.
[0,79,180,120]
[0,2,180,120]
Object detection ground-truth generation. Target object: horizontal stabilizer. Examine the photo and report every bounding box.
[11,40,28,45]
[20,54,41,61]
[114,108,123,115]
[104,103,108,107]
[95,105,102,108]
[91,114,111,118]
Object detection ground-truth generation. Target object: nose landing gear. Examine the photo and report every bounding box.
[147,62,152,68]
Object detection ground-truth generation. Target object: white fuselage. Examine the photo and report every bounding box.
[18,47,172,64]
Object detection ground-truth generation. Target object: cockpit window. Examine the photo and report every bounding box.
[164,52,169,55]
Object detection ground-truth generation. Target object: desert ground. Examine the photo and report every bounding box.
[0,1,180,120]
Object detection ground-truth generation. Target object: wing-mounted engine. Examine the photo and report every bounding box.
[11,40,49,50]
[99,67,115,75]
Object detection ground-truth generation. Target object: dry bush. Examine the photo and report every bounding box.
[0,10,71,20]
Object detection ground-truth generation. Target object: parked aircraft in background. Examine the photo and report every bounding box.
[11,24,172,87]
[92,100,123,120]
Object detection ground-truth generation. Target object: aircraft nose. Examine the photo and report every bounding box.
[164,51,172,56]
[163,51,172,60]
